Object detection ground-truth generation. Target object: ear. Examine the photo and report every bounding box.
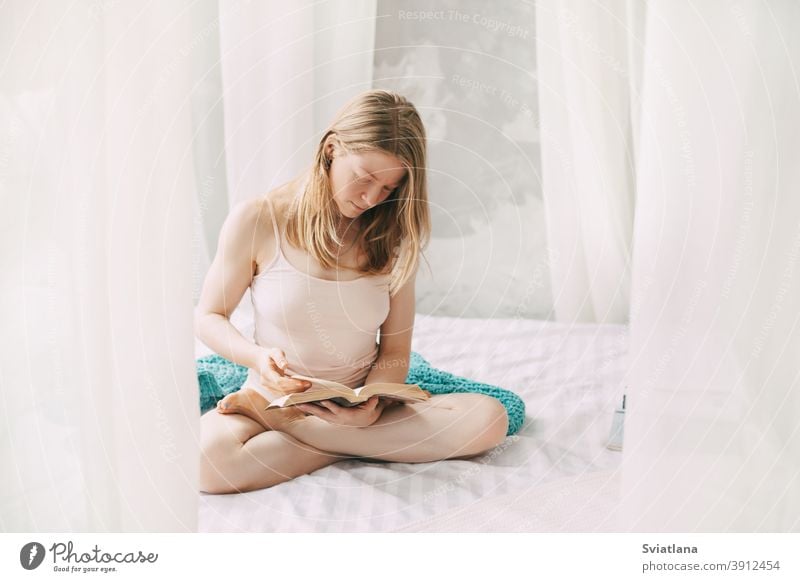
[324,135,340,159]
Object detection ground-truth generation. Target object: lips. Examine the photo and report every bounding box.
[351,202,367,211]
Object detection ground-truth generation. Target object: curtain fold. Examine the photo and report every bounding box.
[621,0,800,532]
[1,1,199,531]
[189,0,231,305]
[535,0,638,324]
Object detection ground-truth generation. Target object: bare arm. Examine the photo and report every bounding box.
[363,268,416,385]
[194,198,268,370]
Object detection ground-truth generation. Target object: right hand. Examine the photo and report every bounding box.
[255,347,312,395]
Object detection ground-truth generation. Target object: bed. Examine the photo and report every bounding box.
[196,291,628,532]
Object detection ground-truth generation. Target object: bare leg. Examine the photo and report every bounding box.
[198,407,350,494]
[217,387,510,463]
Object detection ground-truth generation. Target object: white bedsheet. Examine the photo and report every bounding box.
[197,309,628,532]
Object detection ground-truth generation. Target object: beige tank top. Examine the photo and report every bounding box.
[244,186,392,401]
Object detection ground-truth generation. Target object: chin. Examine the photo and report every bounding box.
[340,200,363,217]
[333,205,354,219]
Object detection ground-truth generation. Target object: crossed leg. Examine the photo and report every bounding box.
[200,387,509,494]
[199,408,349,494]
[281,394,508,462]
[220,387,508,460]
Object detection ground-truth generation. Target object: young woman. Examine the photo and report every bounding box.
[195,90,509,494]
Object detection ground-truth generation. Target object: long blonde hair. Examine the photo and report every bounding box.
[284,90,431,297]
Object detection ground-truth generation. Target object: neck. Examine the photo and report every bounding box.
[335,218,362,255]
[335,215,360,238]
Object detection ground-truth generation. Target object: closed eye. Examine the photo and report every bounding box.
[352,171,370,184]
[354,170,398,193]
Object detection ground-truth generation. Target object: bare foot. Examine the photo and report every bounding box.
[216,387,305,431]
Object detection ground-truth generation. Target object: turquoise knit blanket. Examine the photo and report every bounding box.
[197,351,525,436]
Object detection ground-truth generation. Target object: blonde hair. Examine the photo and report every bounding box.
[284,90,431,297]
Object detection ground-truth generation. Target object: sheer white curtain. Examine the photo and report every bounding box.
[535,0,639,324]
[621,0,800,532]
[219,0,377,203]
[1,1,199,531]
[0,0,379,532]
[539,0,800,531]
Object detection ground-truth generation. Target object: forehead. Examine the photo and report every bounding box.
[350,150,407,184]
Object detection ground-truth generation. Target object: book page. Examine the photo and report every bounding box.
[268,394,291,408]
[288,373,351,392]
[359,383,430,403]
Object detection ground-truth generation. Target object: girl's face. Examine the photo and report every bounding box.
[327,146,407,220]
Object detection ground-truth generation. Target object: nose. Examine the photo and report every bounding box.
[361,184,383,208]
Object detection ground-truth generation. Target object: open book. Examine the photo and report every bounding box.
[265,373,431,409]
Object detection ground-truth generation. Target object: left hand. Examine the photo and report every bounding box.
[295,395,388,427]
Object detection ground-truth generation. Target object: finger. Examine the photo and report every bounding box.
[295,378,313,390]
[269,356,287,375]
[278,378,309,394]
[295,404,315,416]
[280,375,312,391]
[302,403,335,422]
[318,400,343,412]
[269,349,290,373]
[265,374,297,395]
[282,371,313,390]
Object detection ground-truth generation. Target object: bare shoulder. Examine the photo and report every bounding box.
[262,181,297,219]
[242,180,298,268]
[224,197,272,251]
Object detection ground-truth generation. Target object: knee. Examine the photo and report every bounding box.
[198,428,241,495]
[463,394,509,455]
